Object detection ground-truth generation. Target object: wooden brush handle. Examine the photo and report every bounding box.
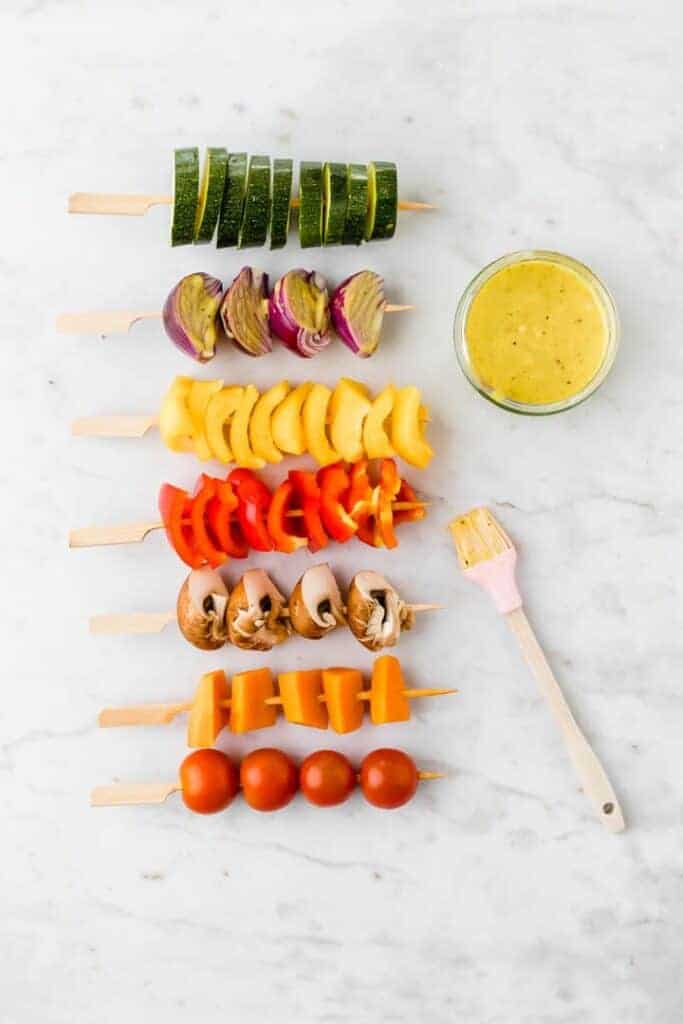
[506,608,625,833]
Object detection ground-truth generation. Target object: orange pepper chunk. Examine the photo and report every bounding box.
[370,655,411,725]
[187,670,230,747]
[277,670,328,729]
[230,668,278,733]
[322,667,365,734]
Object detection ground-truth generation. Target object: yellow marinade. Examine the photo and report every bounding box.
[465,258,608,405]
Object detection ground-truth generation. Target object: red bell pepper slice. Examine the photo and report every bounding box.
[317,463,358,544]
[345,460,378,546]
[288,470,328,552]
[393,480,425,525]
[267,480,309,554]
[375,459,401,549]
[206,480,248,559]
[158,483,204,569]
[190,475,227,567]
[228,468,273,552]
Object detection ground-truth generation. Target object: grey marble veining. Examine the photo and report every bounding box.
[1,0,682,1021]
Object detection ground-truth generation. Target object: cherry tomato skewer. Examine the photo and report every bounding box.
[91,748,445,814]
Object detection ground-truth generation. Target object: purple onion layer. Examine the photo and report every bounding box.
[162,272,223,362]
[269,269,331,359]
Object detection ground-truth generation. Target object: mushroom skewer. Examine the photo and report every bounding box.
[90,565,443,650]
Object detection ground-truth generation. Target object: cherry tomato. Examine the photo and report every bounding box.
[300,750,356,807]
[240,748,298,812]
[180,749,239,815]
[359,748,418,809]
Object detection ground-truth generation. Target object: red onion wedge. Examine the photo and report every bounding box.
[162,273,223,362]
[269,269,331,358]
[220,267,273,357]
[331,270,386,358]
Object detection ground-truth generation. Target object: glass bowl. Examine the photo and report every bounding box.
[453,250,619,415]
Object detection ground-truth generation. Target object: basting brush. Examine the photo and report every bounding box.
[450,507,625,833]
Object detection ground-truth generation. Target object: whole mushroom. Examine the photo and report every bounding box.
[289,564,346,640]
[226,569,290,651]
[346,571,414,651]
[176,567,230,650]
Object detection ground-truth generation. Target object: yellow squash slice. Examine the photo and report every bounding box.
[249,380,290,463]
[271,381,313,455]
[329,378,371,463]
[363,384,396,458]
[302,383,341,466]
[204,386,244,463]
[229,384,265,469]
[391,385,434,469]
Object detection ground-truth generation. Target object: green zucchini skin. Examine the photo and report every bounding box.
[193,147,228,244]
[323,162,347,245]
[342,163,368,245]
[299,161,324,248]
[270,158,293,249]
[171,148,199,247]
[216,152,247,248]
[238,155,271,248]
[365,160,398,241]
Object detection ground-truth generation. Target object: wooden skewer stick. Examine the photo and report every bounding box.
[57,304,411,335]
[89,600,442,636]
[91,770,442,806]
[72,411,427,438]
[100,684,455,727]
[68,192,437,216]
[69,501,428,549]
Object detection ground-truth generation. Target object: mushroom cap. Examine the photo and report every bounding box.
[289,563,346,640]
[176,567,230,651]
[227,569,290,651]
[346,570,413,651]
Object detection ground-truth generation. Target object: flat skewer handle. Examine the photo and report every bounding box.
[69,521,162,548]
[91,782,179,806]
[69,193,172,215]
[57,311,161,334]
[90,611,176,635]
[98,703,191,726]
[72,414,159,438]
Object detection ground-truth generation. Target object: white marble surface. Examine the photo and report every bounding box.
[2,1,682,1020]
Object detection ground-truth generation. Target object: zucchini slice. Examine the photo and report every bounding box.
[298,161,323,248]
[171,147,199,247]
[342,163,368,245]
[323,162,347,245]
[238,155,271,248]
[364,160,398,241]
[216,152,247,249]
[270,158,293,249]
[193,147,228,244]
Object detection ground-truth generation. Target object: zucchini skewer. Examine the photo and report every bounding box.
[69,152,434,251]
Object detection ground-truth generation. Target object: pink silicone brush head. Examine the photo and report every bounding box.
[449,508,522,614]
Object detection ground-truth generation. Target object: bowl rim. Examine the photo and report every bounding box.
[453,249,620,416]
